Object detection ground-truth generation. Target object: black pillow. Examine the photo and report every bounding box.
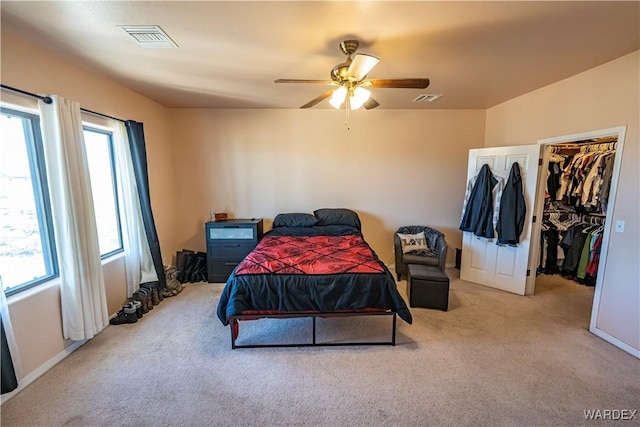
[313,208,361,230]
[273,213,319,228]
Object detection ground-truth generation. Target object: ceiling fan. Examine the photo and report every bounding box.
[275,40,430,122]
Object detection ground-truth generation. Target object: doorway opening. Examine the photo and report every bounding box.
[530,126,626,331]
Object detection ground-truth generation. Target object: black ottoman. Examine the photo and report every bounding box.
[407,264,449,311]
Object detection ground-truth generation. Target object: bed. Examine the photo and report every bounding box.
[216,209,412,348]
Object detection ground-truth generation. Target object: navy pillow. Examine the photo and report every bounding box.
[273,213,319,228]
[313,208,361,231]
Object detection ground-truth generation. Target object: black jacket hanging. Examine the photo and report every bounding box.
[496,162,526,246]
[460,163,498,238]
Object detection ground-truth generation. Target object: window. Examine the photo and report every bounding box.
[83,127,123,258]
[0,108,58,295]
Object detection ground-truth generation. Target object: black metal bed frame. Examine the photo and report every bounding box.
[229,311,397,349]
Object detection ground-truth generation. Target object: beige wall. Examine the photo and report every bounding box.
[169,108,485,265]
[7,283,69,376]
[7,257,125,376]
[485,51,640,352]
[1,30,179,258]
[1,30,177,377]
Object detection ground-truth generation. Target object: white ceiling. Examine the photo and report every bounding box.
[1,1,638,110]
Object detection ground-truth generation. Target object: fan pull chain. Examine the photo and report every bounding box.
[344,95,351,128]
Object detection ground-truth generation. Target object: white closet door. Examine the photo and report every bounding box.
[460,145,541,295]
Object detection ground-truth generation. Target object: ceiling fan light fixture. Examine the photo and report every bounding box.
[329,86,348,109]
[349,87,371,110]
[275,39,430,118]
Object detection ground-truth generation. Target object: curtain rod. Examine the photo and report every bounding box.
[1,83,126,123]
[1,83,52,104]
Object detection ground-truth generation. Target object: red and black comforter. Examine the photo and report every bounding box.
[216,225,412,325]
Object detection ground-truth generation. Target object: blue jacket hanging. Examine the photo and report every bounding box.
[496,162,526,246]
[460,163,498,238]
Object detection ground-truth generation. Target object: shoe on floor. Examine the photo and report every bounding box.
[109,302,138,325]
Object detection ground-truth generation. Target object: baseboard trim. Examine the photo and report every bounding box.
[1,339,87,404]
[590,327,640,359]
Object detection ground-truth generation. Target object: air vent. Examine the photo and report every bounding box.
[120,25,178,48]
[413,94,443,103]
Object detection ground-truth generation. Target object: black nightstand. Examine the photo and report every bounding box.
[205,219,263,283]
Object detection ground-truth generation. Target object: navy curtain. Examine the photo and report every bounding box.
[1,318,18,394]
[125,121,166,289]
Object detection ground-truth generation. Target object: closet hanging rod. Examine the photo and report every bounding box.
[554,136,617,149]
[593,136,618,143]
[580,142,616,153]
[552,142,592,151]
[1,83,126,123]
[553,144,582,150]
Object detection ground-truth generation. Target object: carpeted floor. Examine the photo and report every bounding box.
[1,270,638,426]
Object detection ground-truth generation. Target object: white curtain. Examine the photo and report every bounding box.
[39,95,108,341]
[112,121,158,296]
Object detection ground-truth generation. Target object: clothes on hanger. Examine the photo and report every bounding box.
[538,212,577,276]
[585,234,603,282]
[559,220,603,285]
[496,162,526,246]
[545,146,567,201]
[557,149,615,213]
[538,214,603,286]
[545,142,616,214]
[541,228,561,275]
[547,161,562,201]
[460,163,504,239]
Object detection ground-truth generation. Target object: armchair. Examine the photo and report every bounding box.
[394,226,448,281]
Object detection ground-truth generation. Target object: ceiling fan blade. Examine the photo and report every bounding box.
[367,78,430,89]
[363,98,380,110]
[346,54,379,81]
[300,90,334,109]
[274,79,334,84]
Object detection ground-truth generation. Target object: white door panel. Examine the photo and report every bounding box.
[460,145,541,295]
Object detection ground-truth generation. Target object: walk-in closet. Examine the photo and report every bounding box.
[535,135,618,321]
